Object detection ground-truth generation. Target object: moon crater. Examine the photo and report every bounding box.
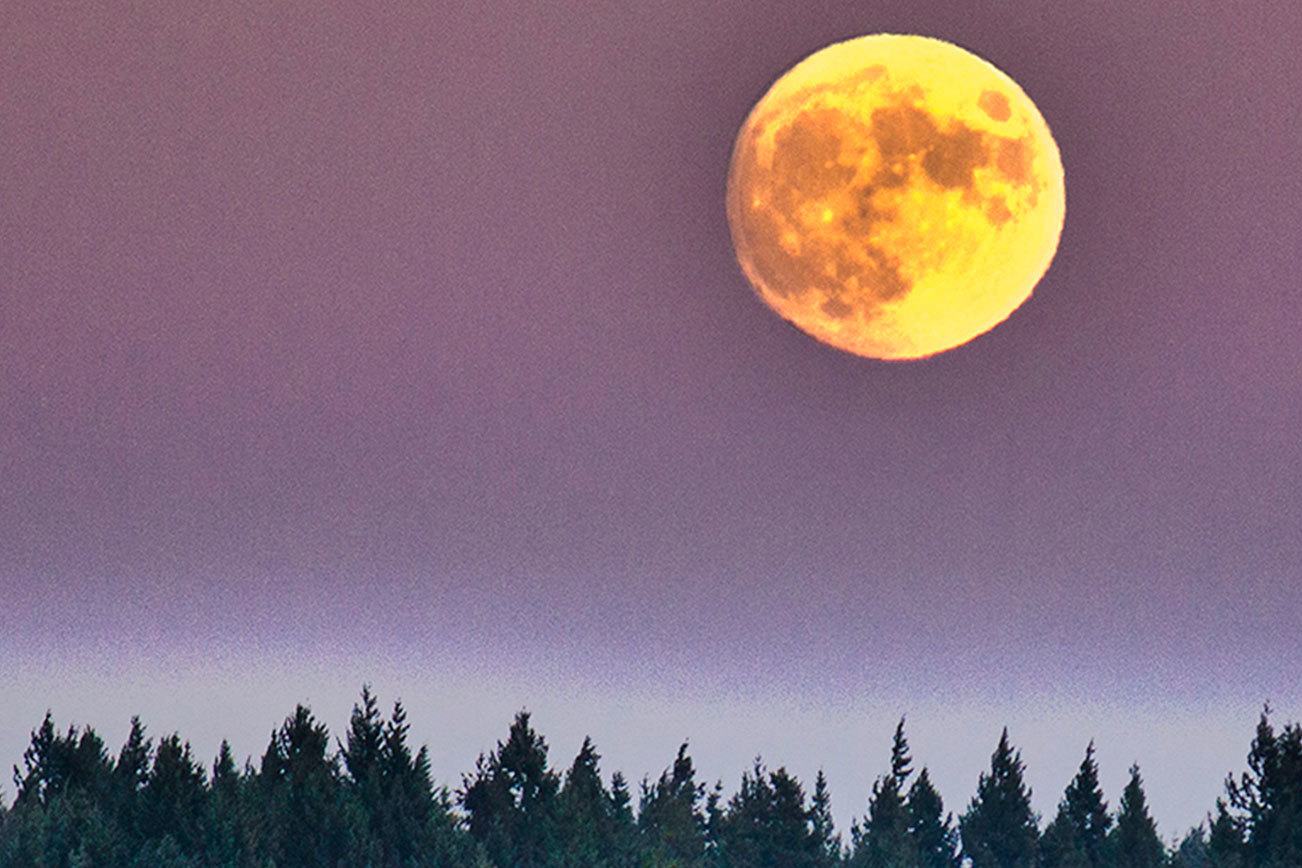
[727,34,1065,360]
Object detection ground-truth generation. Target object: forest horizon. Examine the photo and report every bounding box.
[2,686,1298,865]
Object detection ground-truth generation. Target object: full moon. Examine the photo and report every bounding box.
[726,34,1065,360]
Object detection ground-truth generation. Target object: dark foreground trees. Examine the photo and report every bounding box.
[847,718,960,868]
[2,694,1299,867]
[1038,742,1109,868]
[960,729,1039,868]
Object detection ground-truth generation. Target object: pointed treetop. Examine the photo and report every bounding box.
[1041,741,1111,867]
[810,769,841,863]
[610,770,631,799]
[909,766,961,868]
[213,740,237,783]
[343,686,384,786]
[891,717,913,784]
[384,700,417,773]
[115,716,152,791]
[562,735,604,799]
[961,729,1038,868]
[1114,764,1165,868]
[572,735,599,770]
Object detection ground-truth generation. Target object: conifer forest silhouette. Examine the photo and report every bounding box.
[3,687,1299,866]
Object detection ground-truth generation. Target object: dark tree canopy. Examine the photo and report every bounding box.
[960,728,1039,868]
[461,710,561,867]
[1221,707,1302,866]
[2,692,1299,867]
[907,768,960,868]
[811,770,843,866]
[638,741,709,866]
[715,760,827,867]
[849,718,915,868]
[1039,742,1110,868]
[1110,764,1164,868]
[556,736,638,866]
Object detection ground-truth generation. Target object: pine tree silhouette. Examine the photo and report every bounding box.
[850,718,916,868]
[257,704,351,867]
[111,716,150,846]
[461,710,561,867]
[137,733,207,856]
[1110,764,1164,868]
[638,742,709,866]
[607,770,641,864]
[907,768,960,868]
[1208,801,1247,868]
[556,735,637,867]
[714,759,825,867]
[7,716,121,864]
[959,728,1039,868]
[1039,742,1110,867]
[1169,826,1211,867]
[1222,706,1302,865]
[4,696,1302,866]
[204,739,251,864]
[811,769,844,866]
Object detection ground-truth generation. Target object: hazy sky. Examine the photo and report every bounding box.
[3,0,1299,835]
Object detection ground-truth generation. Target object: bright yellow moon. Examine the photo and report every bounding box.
[726,34,1065,360]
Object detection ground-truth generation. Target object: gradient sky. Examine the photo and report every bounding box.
[3,0,1300,836]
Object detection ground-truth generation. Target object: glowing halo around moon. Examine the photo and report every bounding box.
[726,34,1066,360]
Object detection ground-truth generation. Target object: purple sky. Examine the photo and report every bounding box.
[3,0,1300,835]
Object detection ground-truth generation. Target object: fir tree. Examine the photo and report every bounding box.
[770,765,822,868]
[891,720,913,783]
[1223,708,1302,865]
[1039,742,1111,868]
[907,768,959,868]
[715,761,823,867]
[341,685,385,796]
[138,733,207,856]
[960,728,1039,868]
[11,712,59,807]
[114,717,152,796]
[1207,801,1246,868]
[204,740,251,865]
[461,710,561,867]
[13,715,113,808]
[811,769,843,866]
[341,686,387,862]
[390,698,464,865]
[556,736,634,867]
[257,704,351,867]
[1109,764,1164,868]
[716,759,778,866]
[850,718,915,868]
[769,767,825,867]
[1169,827,1210,868]
[850,775,912,867]
[638,742,709,866]
[608,771,642,862]
[112,716,151,846]
[6,716,122,864]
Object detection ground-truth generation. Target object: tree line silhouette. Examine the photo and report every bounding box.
[1,687,1298,866]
